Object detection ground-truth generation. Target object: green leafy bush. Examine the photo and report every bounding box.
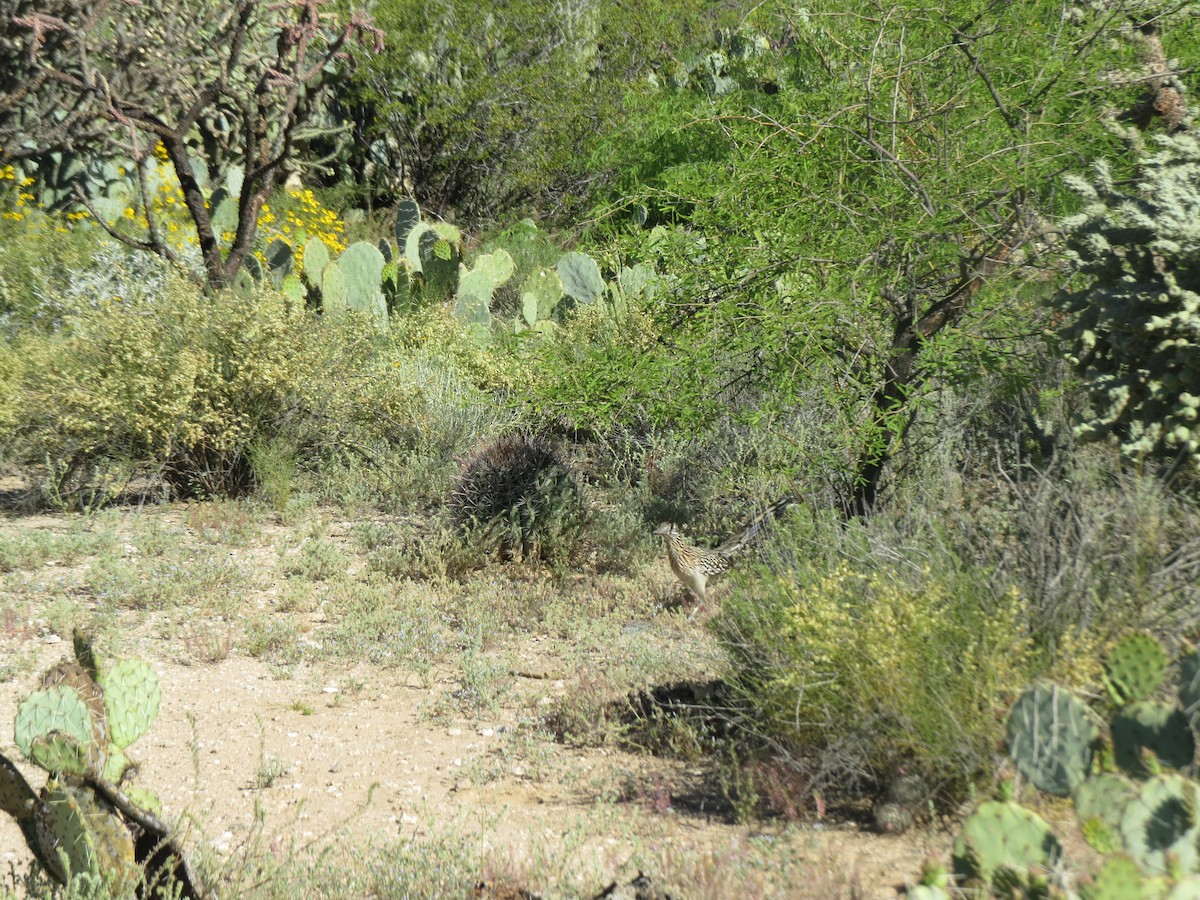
[0,265,517,506]
[5,275,309,500]
[715,555,1035,801]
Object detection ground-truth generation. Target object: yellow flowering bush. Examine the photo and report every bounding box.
[716,558,1036,795]
[2,147,345,278]
[2,267,517,504]
[10,276,310,498]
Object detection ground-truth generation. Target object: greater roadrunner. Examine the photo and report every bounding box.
[654,496,795,615]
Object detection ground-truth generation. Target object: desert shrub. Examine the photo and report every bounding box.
[449,432,586,565]
[0,249,524,507]
[5,274,309,501]
[0,210,109,330]
[714,550,1036,804]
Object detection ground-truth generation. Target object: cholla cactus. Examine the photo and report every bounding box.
[1056,130,1200,473]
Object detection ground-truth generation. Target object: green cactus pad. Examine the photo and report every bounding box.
[557,251,604,304]
[1168,877,1200,899]
[416,227,461,297]
[101,744,128,784]
[281,274,306,304]
[211,194,238,238]
[951,800,1062,884]
[456,269,497,311]
[15,686,96,769]
[121,785,162,815]
[1178,649,1200,727]
[302,236,331,284]
[464,321,493,347]
[394,198,421,246]
[40,658,106,746]
[521,269,564,326]
[321,260,349,316]
[1112,701,1196,778]
[1119,774,1200,875]
[339,241,387,325]
[470,250,515,288]
[1106,632,1169,704]
[34,784,81,884]
[1075,772,1137,851]
[29,732,93,777]
[99,658,161,750]
[266,238,293,281]
[1081,854,1153,900]
[1006,682,1097,796]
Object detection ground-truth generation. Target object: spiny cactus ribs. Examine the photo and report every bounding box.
[954,632,1200,895]
[0,631,202,897]
[450,432,581,562]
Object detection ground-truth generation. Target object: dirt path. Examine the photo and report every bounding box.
[0,504,944,897]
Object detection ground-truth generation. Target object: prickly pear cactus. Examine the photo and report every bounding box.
[302,235,331,284]
[1075,772,1136,853]
[1106,632,1169,704]
[338,241,388,326]
[520,268,565,330]
[1081,854,1157,900]
[1168,876,1200,899]
[41,658,106,745]
[15,687,97,773]
[1111,701,1196,778]
[35,779,137,891]
[321,260,349,317]
[1119,774,1200,875]
[1006,682,1097,796]
[951,800,1062,884]
[1178,648,1200,727]
[470,249,515,288]
[557,251,604,304]
[394,197,421,247]
[98,658,160,750]
[266,238,293,283]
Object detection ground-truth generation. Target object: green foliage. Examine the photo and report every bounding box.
[714,554,1035,799]
[4,274,310,501]
[1056,131,1200,473]
[346,0,733,217]
[572,0,1200,508]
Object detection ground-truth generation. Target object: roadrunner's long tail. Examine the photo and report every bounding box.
[715,495,796,556]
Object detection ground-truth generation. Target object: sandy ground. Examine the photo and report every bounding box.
[0,504,945,898]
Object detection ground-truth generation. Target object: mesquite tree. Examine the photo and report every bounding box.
[0,0,381,291]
